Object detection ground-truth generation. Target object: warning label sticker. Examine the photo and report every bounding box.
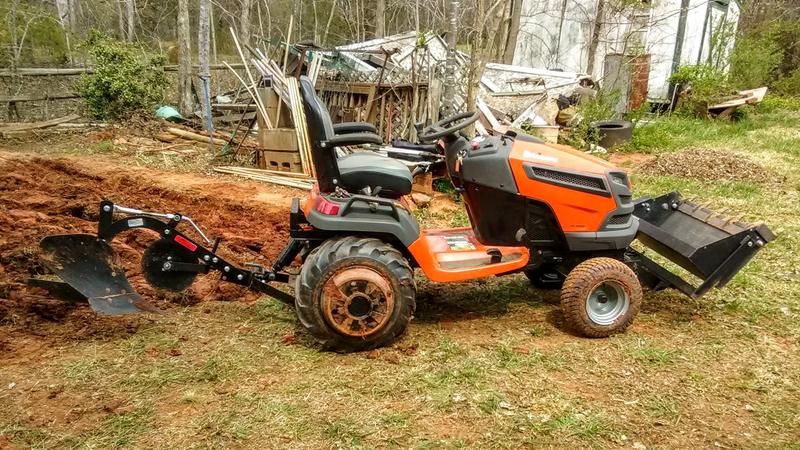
[444,236,476,251]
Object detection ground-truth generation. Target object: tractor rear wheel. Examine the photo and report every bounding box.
[560,257,642,337]
[295,236,416,352]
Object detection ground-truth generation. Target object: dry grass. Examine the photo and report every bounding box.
[1,99,800,449]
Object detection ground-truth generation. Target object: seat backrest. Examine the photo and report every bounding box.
[299,76,340,193]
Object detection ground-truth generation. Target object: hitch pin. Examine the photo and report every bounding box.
[112,205,213,245]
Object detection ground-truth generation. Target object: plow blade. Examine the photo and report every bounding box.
[39,234,154,315]
[631,192,774,298]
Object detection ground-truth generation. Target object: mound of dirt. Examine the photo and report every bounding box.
[639,148,772,183]
[0,154,292,323]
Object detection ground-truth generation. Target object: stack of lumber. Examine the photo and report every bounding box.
[213,166,314,190]
[224,29,317,177]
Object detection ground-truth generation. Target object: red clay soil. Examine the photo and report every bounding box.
[0,153,295,324]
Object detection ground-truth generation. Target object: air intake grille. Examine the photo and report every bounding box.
[608,214,631,225]
[529,167,607,192]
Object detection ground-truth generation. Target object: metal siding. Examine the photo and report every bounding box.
[515,0,739,102]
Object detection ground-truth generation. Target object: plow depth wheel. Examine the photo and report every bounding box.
[560,257,642,338]
[295,237,416,352]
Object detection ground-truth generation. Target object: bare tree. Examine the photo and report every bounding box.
[502,0,522,64]
[125,0,135,41]
[240,0,254,47]
[465,0,508,121]
[115,0,125,39]
[55,0,74,63]
[376,0,386,37]
[198,0,214,136]
[178,0,193,117]
[442,0,459,115]
[323,0,338,45]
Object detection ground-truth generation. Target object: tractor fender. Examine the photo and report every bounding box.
[304,195,421,248]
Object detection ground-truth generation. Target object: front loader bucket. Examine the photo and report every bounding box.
[39,234,154,315]
[630,192,774,298]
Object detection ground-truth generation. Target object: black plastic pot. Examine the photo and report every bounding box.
[590,119,633,149]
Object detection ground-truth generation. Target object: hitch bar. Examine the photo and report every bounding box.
[96,200,300,305]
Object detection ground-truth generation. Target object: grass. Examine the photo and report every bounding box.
[2,97,800,448]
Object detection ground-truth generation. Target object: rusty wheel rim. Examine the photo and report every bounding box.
[322,265,395,338]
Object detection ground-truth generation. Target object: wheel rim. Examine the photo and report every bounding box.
[322,265,395,338]
[585,281,629,326]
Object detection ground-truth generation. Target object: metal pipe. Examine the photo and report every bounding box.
[112,205,212,245]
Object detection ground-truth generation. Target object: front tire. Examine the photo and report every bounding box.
[560,257,642,337]
[295,237,416,352]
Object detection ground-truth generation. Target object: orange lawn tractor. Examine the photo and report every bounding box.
[34,76,774,352]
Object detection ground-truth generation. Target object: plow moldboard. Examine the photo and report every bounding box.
[39,234,155,315]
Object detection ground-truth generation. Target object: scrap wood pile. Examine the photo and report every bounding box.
[320,32,592,140]
[216,30,598,190]
[217,27,318,190]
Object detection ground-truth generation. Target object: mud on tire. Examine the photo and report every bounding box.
[560,257,642,338]
[295,236,416,352]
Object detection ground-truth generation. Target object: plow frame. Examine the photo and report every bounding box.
[93,200,300,304]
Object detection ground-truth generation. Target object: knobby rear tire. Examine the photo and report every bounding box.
[294,236,416,352]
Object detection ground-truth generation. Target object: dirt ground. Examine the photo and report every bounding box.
[0,146,303,321]
[0,116,798,449]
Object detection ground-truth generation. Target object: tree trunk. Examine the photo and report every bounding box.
[313,0,319,43]
[177,0,193,117]
[502,0,522,64]
[323,0,338,46]
[198,0,214,137]
[442,0,459,116]
[586,0,605,76]
[115,0,125,39]
[375,0,386,37]
[125,0,135,42]
[466,0,508,132]
[240,0,253,47]
[55,0,74,64]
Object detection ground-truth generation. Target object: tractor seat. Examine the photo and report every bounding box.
[337,152,413,198]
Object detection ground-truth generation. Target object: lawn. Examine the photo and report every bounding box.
[1,98,799,449]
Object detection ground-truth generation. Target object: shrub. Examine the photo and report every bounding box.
[774,69,800,96]
[557,88,621,149]
[728,30,781,89]
[78,32,168,120]
[669,64,736,117]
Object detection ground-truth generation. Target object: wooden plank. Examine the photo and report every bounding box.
[0,93,80,103]
[213,166,313,190]
[167,127,228,146]
[0,64,244,77]
[212,103,258,111]
[317,80,427,94]
[0,113,80,132]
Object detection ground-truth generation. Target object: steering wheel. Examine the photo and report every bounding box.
[419,111,480,142]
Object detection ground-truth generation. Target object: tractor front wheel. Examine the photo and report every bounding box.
[560,257,642,338]
[295,237,416,352]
